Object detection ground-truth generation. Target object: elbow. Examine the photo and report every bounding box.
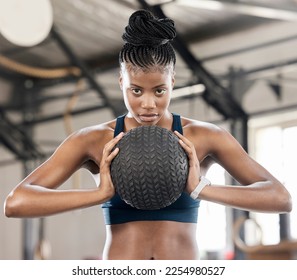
[4,195,14,218]
[275,187,293,213]
[283,193,293,213]
[4,190,23,218]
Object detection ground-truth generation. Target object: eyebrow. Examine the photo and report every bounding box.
[130,83,167,89]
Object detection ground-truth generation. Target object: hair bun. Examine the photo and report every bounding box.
[122,10,176,47]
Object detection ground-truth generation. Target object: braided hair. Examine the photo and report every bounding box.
[119,10,177,73]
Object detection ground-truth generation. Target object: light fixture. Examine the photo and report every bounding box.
[172,84,205,99]
[0,0,53,47]
[146,0,175,5]
[176,0,297,21]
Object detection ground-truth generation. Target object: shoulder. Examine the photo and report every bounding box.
[71,119,116,141]
[58,119,117,155]
[180,116,236,154]
[181,116,224,137]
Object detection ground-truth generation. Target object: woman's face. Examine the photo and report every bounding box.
[119,64,175,126]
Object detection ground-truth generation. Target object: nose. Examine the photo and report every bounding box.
[141,94,156,109]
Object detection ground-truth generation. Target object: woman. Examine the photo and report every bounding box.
[4,10,292,260]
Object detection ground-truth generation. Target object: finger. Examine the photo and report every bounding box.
[174,131,192,146]
[106,147,119,163]
[174,131,195,152]
[101,147,120,170]
[104,132,124,153]
[174,133,198,163]
[115,131,124,139]
[179,140,195,159]
[108,132,124,147]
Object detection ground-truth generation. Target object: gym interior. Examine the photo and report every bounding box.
[1,0,297,260]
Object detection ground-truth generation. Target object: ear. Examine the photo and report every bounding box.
[171,76,175,89]
[119,72,123,90]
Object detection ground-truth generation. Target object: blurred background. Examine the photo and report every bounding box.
[0,0,297,260]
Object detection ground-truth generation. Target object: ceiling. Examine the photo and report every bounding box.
[1,0,294,69]
[1,0,297,160]
[0,0,284,67]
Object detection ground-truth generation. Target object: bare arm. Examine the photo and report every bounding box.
[4,130,124,218]
[176,125,292,213]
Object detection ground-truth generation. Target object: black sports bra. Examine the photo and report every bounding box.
[101,113,200,224]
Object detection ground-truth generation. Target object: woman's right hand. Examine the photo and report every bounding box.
[98,132,124,199]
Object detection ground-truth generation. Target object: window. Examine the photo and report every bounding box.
[249,112,297,244]
[197,112,297,258]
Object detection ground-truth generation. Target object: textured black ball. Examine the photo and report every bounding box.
[110,125,189,210]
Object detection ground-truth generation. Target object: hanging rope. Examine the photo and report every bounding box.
[0,54,81,78]
[63,79,85,135]
[63,78,86,189]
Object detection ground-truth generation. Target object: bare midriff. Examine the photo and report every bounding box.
[103,220,198,260]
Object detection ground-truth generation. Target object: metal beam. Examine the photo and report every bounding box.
[230,117,249,260]
[22,160,41,260]
[0,108,44,160]
[250,103,297,117]
[230,57,297,80]
[21,104,109,125]
[201,34,297,63]
[0,68,25,82]
[50,26,120,117]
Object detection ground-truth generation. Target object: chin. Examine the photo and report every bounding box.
[141,122,158,126]
[139,117,161,126]
[128,112,163,127]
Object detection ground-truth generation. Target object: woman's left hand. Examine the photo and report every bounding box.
[174,131,201,194]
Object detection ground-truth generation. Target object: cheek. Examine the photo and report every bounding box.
[124,92,138,109]
[161,94,171,107]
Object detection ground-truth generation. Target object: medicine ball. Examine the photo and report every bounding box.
[110,125,189,210]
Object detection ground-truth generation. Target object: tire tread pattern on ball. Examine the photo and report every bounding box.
[111,126,189,210]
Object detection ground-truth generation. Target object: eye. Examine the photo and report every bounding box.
[131,88,142,95]
[155,88,167,96]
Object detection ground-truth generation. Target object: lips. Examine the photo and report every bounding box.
[139,113,159,122]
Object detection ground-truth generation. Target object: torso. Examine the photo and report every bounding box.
[103,221,198,260]
[80,115,215,260]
